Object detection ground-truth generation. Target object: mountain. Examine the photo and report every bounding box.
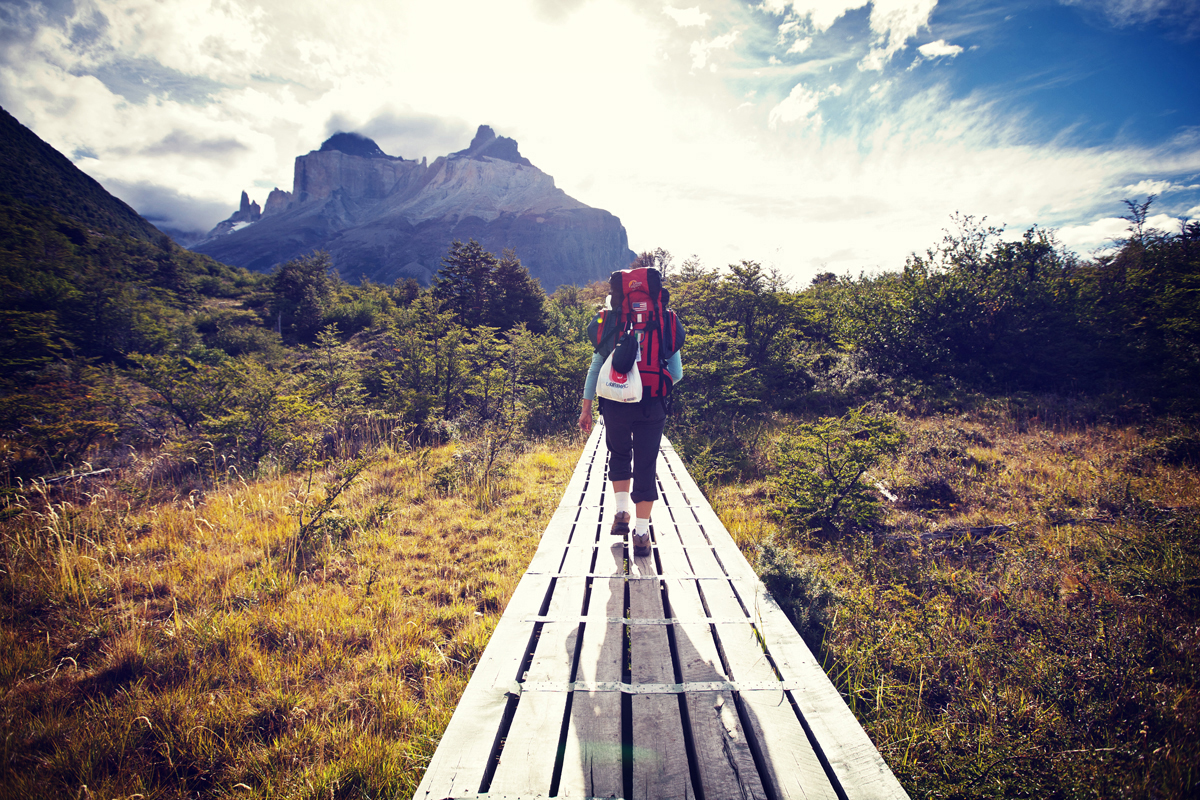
[190,126,635,289]
[0,106,164,242]
[0,107,251,373]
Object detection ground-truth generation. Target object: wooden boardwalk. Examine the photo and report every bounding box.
[415,424,910,800]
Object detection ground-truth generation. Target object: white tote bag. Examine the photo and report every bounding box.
[596,348,642,403]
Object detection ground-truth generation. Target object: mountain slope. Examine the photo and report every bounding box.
[0,106,163,242]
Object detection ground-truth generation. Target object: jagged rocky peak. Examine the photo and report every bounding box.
[192,122,635,289]
[263,187,293,216]
[319,131,403,160]
[237,190,260,219]
[451,124,533,167]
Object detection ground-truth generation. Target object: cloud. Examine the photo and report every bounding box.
[1119,178,1195,195]
[859,0,939,71]
[1056,211,1183,251]
[1059,0,1200,36]
[787,36,814,53]
[77,57,226,104]
[759,1,871,33]
[664,5,711,27]
[768,81,824,129]
[99,176,233,235]
[690,30,739,70]
[325,108,474,162]
[917,39,963,57]
[140,130,248,158]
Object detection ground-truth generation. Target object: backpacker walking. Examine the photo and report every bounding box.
[577,257,685,558]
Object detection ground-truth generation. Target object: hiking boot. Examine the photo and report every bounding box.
[633,531,651,558]
[610,510,631,536]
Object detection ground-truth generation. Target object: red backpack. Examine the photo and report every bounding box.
[587,267,685,400]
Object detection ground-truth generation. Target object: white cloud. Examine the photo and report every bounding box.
[664,5,711,27]
[918,39,963,57]
[689,30,740,70]
[1055,216,1129,250]
[776,1,871,32]
[787,36,814,53]
[3,0,1199,286]
[768,81,824,129]
[859,0,939,70]
[1120,178,1181,195]
[1057,211,1183,251]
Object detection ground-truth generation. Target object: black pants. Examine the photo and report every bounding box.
[600,398,666,504]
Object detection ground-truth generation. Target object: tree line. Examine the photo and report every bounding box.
[2,192,1196,489]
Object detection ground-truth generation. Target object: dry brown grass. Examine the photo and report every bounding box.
[0,436,581,799]
[711,406,1200,799]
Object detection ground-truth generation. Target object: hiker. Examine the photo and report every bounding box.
[577,265,684,558]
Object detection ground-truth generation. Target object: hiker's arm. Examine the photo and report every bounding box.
[578,351,604,432]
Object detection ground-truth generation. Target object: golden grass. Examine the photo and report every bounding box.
[0,436,582,800]
[709,410,1200,799]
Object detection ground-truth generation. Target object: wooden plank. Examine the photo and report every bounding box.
[701,577,840,800]
[651,515,693,578]
[592,536,627,577]
[488,579,588,794]
[558,576,624,798]
[628,578,693,799]
[557,543,597,577]
[749,587,910,800]
[672,517,727,578]
[666,579,768,800]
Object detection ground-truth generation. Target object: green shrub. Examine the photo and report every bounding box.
[770,406,906,536]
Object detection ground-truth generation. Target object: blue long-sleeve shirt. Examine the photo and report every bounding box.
[583,349,682,401]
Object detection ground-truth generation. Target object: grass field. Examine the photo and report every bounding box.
[0,435,579,799]
[2,403,1197,799]
[713,402,1200,799]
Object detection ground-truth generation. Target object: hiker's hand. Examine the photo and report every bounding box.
[578,400,593,434]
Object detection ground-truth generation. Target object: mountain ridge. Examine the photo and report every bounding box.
[192,126,635,289]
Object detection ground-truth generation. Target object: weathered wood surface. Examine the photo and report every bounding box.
[414,424,910,800]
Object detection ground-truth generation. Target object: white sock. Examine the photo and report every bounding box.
[615,491,632,514]
[635,517,649,536]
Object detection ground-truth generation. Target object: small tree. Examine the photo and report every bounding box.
[433,239,495,329]
[771,406,905,536]
[488,249,546,331]
[271,251,336,343]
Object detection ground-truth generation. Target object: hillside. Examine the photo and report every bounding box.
[0,106,163,242]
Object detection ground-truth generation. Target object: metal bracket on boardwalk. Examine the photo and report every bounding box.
[415,424,911,800]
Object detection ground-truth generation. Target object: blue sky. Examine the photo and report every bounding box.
[1,0,1197,283]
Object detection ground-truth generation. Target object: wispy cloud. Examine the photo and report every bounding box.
[690,29,740,70]
[1059,0,1200,36]
[768,81,825,129]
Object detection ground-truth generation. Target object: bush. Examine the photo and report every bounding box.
[770,406,905,536]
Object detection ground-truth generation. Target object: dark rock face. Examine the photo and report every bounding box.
[319,132,397,160]
[451,125,533,167]
[191,125,634,290]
